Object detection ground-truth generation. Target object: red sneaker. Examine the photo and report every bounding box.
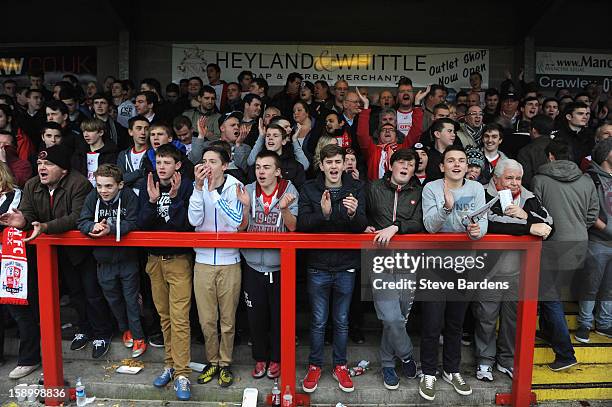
[267,361,280,379]
[122,330,133,348]
[333,365,354,392]
[132,339,147,358]
[302,365,321,393]
[252,361,266,379]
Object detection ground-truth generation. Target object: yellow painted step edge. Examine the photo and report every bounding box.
[534,387,612,401]
[532,364,612,385]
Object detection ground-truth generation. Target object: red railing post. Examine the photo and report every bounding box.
[278,247,296,403]
[511,240,541,407]
[36,242,64,406]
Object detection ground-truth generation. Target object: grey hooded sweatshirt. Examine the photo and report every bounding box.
[532,160,598,243]
[532,160,599,276]
[240,179,299,274]
[587,161,612,244]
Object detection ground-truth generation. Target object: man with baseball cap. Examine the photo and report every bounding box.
[413,142,429,184]
[0,144,114,360]
[497,93,520,130]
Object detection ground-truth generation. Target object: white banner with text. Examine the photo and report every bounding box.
[172,43,489,88]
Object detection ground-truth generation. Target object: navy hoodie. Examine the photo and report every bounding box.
[137,174,194,255]
[78,187,139,263]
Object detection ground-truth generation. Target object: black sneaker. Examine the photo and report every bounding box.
[70,333,89,351]
[574,326,590,344]
[92,338,111,359]
[595,326,612,338]
[535,330,550,344]
[461,332,472,346]
[349,327,365,344]
[218,366,234,388]
[548,358,578,371]
[402,358,417,379]
[148,333,164,348]
[197,364,219,384]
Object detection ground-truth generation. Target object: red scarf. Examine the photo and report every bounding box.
[336,129,352,148]
[0,227,28,305]
[380,142,398,173]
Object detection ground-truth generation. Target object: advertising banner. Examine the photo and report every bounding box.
[0,46,97,86]
[173,43,489,89]
[536,51,612,92]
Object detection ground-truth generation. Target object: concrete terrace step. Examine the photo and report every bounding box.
[6,328,611,367]
[3,333,483,367]
[0,359,512,406]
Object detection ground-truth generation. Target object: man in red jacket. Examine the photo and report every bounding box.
[356,86,426,181]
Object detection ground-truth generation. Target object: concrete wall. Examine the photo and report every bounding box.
[133,41,173,87]
[97,43,120,81]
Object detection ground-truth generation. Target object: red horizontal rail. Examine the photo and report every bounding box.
[32,231,540,406]
[32,231,540,248]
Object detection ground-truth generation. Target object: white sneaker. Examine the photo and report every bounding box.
[9,364,40,379]
[497,363,514,379]
[476,364,493,381]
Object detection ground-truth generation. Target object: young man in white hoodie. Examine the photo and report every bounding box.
[188,145,244,388]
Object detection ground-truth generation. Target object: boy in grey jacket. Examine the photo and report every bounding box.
[237,150,299,380]
[420,145,487,401]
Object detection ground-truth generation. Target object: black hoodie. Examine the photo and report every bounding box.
[71,140,119,183]
[246,143,306,188]
[78,187,140,263]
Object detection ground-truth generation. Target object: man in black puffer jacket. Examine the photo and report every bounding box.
[365,148,423,390]
[298,144,367,394]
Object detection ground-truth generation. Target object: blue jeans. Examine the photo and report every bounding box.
[539,301,576,363]
[578,241,612,330]
[307,269,356,367]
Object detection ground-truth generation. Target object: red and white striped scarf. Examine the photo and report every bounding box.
[0,227,28,305]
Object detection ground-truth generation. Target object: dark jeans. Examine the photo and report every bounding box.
[420,301,470,376]
[349,269,364,330]
[59,249,112,338]
[243,264,280,363]
[97,261,145,340]
[539,301,576,362]
[308,268,355,367]
[6,253,41,366]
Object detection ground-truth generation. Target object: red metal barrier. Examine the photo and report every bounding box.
[31,232,541,406]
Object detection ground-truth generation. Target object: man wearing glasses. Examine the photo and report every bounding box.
[456,105,485,149]
[333,80,349,113]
